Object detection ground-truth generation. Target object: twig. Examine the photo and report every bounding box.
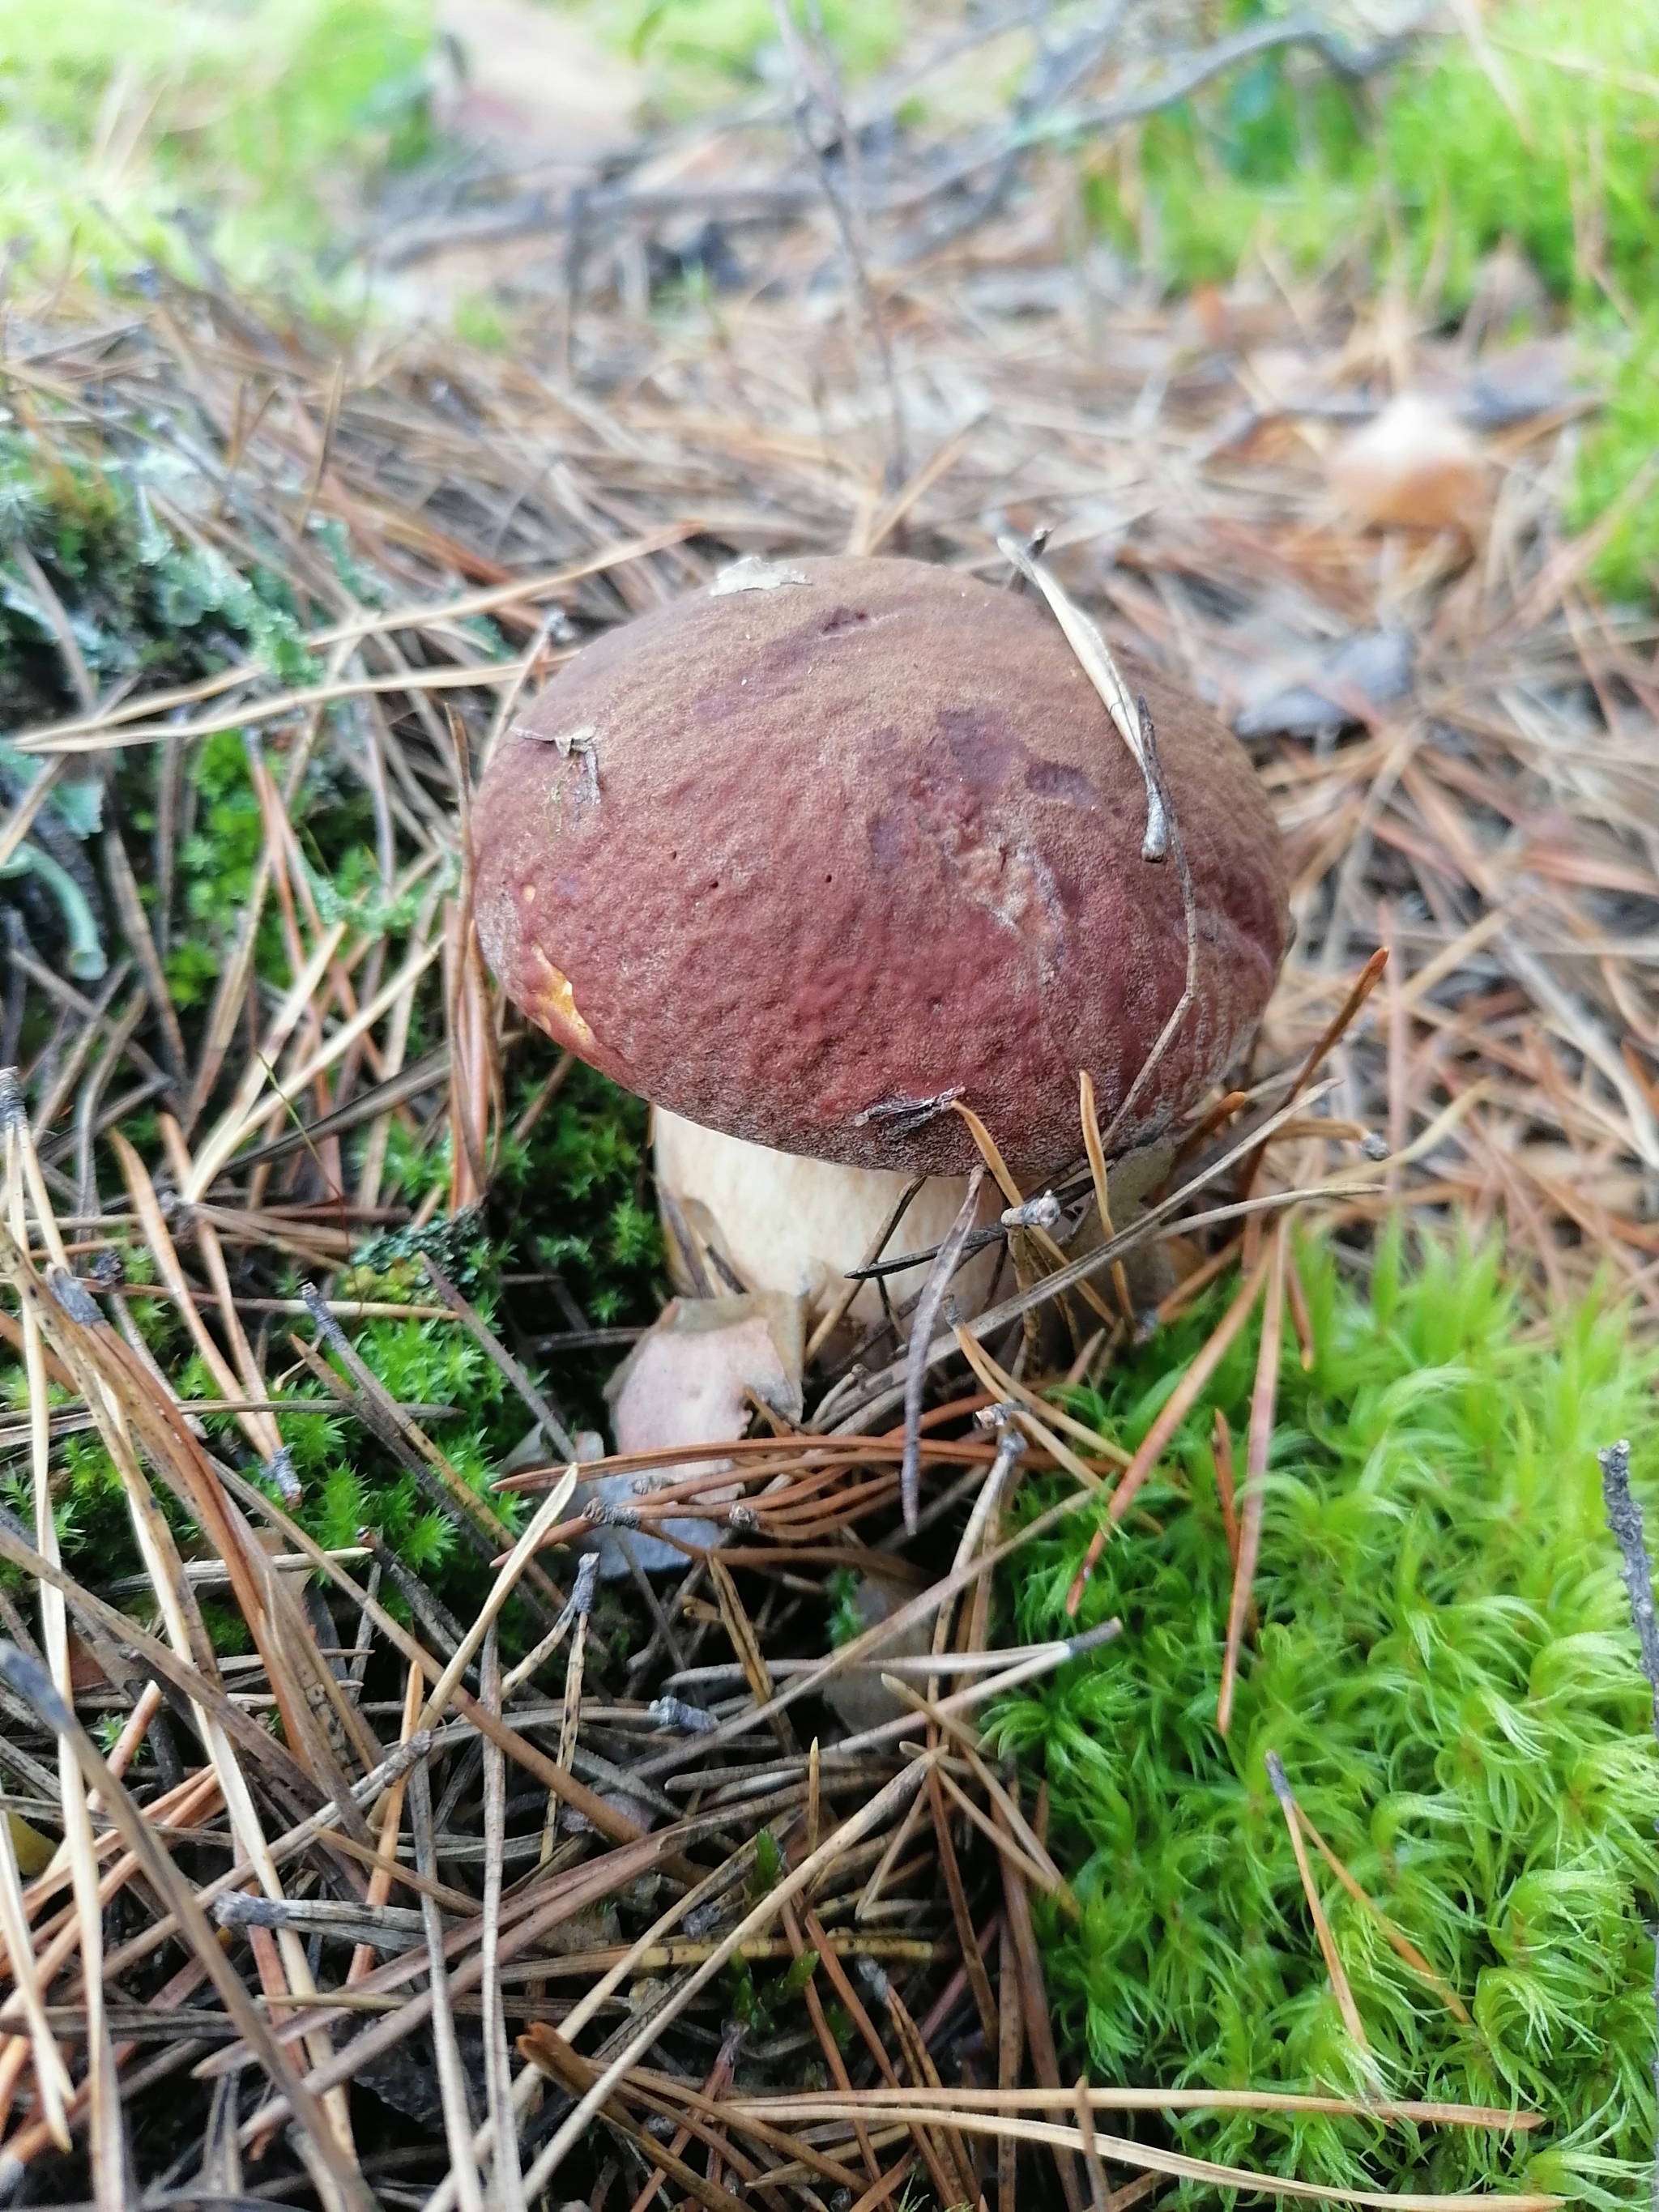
[900,1164,986,1531]
[769,0,906,490]
[420,1250,576,1460]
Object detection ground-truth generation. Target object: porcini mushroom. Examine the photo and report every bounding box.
[473,553,1290,1331]
[651,1106,1001,1328]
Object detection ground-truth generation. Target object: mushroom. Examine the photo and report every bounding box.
[473,553,1290,1333]
[652,1106,1001,1329]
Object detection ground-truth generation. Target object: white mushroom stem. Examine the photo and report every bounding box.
[652,1109,1002,1334]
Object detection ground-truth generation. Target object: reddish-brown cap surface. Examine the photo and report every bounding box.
[473,555,1289,1179]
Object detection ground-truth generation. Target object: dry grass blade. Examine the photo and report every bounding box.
[998,536,1152,836]
[1067,1244,1272,1614]
[708,1552,796,1753]
[740,2085,1534,2128]
[502,1550,595,1699]
[2,1092,123,2205]
[1076,2073,1113,2212]
[754,2103,1563,2211]
[442,714,502,1213]
[999,1790,1085,2212]
[518,1751,940,2196]
[998,1912,1024,2212]
[1265,1751,1368,2050]
[1080,1069,1134,1320]
[406,1755,483,2212]
[926,1762,999,2048]
[1218,1217,1290,1735]
[1241,950,1391,1207]
[0,1803,70,2152]
[901,1164,987,1531]
[554,1549,591,1775]
[935,1762,1060,1897]
[1293,1801,1473,2026]
[1211,1407,1241,1566]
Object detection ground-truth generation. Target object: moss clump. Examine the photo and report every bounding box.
[992,1225,1659,2208]
[0,0,433,296]
[616,0,903,90]
[0,418,664,1649]
[1085,2,1659,313]
[1568,319,1659,603]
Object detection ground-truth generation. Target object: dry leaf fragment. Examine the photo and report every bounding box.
[1328,394,1489,533]
[595,1293,804,1573]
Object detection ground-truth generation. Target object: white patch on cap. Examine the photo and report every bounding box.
[710,556,810,596]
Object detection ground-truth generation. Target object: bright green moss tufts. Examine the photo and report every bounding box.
[1568,324,1659,603]
[989,1225,1659,2206]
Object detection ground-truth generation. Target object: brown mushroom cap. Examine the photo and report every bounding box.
[473,555,1289,1180]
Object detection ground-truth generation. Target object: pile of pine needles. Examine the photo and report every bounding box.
[0,76,1656,2210]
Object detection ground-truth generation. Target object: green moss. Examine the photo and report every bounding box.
[453,293,510,351]
[991,1225,1659,2206]
[1089,2,1659,308]
[0,431,661,1652]
[198,1600,254,1656]
[487,1055,664,1334]
[0,0,433,297]
[1568,322,1659,601]
[1081,42,1371,288]
[825,1566,864,1648]
[616,0,902,91]
[1380,12,1659,312]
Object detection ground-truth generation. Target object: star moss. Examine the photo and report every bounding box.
[990,1223,1659,2207]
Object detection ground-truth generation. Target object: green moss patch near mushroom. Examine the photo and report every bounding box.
[990,1225,1659,2210]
